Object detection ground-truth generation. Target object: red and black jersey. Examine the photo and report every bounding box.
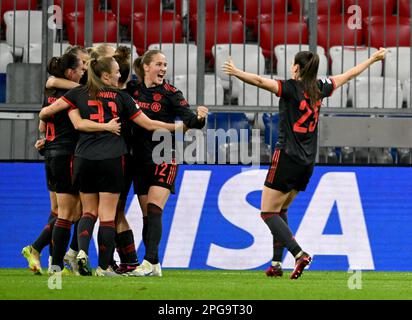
[42,88,78,157]
[62,86,141,160]
[126,80,205,164]
[275,78,336,165]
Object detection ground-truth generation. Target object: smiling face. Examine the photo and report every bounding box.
[143,53,167,87]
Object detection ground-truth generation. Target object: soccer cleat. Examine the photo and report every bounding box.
[21,245,43,275]
[95,266,121,277]
[48,266,73,276]
[115,263,138,275]
[64,249,80,275]
[76,250,92,276]
[124,259,153,277]
[290,252,312,280]
[265,264,283,278]
[152,263,162,277]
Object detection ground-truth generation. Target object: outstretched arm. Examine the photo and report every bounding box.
[222,57,279,94]
[132,112,180,131]
[331,47,387,90]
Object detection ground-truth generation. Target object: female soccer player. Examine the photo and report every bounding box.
[124,50,208,276]
[222,47,387,279]
[40,56,180,276]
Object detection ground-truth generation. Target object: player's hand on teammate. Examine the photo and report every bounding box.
[221,57,238,76]
[106,117,121,135]
[34,139,45,150]
[371,47,387,62]
[197,106,208,120]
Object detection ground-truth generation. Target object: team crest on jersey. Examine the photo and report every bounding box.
[151,102,162,112]
[153,93,163,101]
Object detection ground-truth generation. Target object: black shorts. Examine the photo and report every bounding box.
[264,149,314,193]
[45,154,78,194]
[73,156,124,193]
[120,154,133,200]
[133,160,178,196]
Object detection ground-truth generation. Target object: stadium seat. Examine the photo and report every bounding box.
[110,0,162,26]
[173,74,224,106]
[212,43,265,95]
[22,42,71,63]
[148,43,197,80]
[259,15,308,58]
[384,47,410,82]
[188,0,225,16]
[403,79,410,107]
[0,43,13,73]
[192,12,244,60]
[233,75,280,107]
[233,0,288,28]
[349,76,403,108]
[291,0,342,15]
[398,0,411,17]
[133,12,182,55]
[0,0,37,24]
[364,16,411,48]
[345,0,396,17]
[329,46,381,76]
[54,0,100,23]
[317,15,364,51]
[275,44,327,78]
[3,11,51,57]
[66,12,118,46]
[262,112,279,152]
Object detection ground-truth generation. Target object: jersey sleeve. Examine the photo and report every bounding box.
[62,87,80,112]
[121,92,142,120]
[169,89,205,129]
[275,79,294,98]
[318,78,336,98]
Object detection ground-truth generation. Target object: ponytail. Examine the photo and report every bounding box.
[294,51,321,109]
[86,56,115,98]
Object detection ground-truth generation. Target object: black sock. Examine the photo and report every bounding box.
[32,211,58,254]
[144,203,163,264]
[98,221,116,270]
[261,211,302,257]
[272,209,288,262]
[142,216,148,248]
[114,232,125,264]
[77,213,97,255]
[118,229,138,265]
[51,218,72,269]
[69,219,80,252]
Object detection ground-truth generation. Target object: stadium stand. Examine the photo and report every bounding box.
[329,46,381,76]
[345,0,396,16]
[173,74,224,106]
[398,0,411,16]
[364,16,411,48]
[384,47,410,82]
[148,43,197,80]
[0,0,37,25]
[109,0,162,26]
[133,11,182,55]
[54,0,100,23]
[233,0,288,28]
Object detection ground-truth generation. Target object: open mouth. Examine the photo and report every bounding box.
[157,74,165,82]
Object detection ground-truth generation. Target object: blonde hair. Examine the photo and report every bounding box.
[86,56,116,98]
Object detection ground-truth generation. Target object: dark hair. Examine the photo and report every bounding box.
[46,53,81,96]
[294,51,321,108]
[133,49,163,83]
[113,46,131,85]
[86,56,116,98]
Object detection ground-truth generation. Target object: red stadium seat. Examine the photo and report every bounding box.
[234,0,288,27]
[290,0,343,15]
[133,12,182,55]
[259,15,308,58]
[191,12,244,60]
[0,0,37,24]
[317,15,364,52]
[364,16,410,48]
[188,0,225,15]
[66,12,118,46]
[345,0,396,16]
[398,0,411,17]
[54,0,100,14]
[110,0,162,26]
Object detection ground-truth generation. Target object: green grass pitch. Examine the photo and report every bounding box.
[0,269,411,300]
